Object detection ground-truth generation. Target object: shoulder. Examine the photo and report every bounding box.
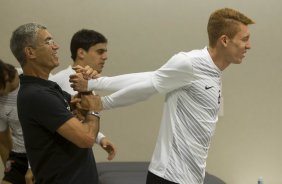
[16,68,23,75]
[18,84,69,113]
[176,48,207,60]
[49,66,74,82]
[164,52,194,71]
[18,82,60,103]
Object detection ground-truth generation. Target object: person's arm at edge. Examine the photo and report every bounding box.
[0,128,12,165]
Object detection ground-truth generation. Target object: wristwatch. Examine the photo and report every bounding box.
[87,111,100,119]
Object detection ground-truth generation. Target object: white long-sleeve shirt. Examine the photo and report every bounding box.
[88,47,222,184]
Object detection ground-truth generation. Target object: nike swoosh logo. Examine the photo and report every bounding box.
[5,111,12,116]
[205,86,214,90]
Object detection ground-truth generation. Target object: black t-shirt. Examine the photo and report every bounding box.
[17,75,98,184]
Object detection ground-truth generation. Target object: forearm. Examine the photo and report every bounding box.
[88,72,153,92]
[102,79,157,110]
[82,114,100,143]
[0,129,12,165]
[0,144,10,165]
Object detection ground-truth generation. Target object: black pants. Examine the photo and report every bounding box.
[3,151,28,184]
[146,171,179,184]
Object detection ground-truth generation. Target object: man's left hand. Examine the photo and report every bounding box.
[100,138,116,161]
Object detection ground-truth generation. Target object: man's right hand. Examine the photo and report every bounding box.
[78,92,103,113]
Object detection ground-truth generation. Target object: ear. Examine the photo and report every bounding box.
[24,47,36,59]
[77,48,86,59]
[219,35,229,47]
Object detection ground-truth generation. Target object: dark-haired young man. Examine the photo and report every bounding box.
[50,29,116,161]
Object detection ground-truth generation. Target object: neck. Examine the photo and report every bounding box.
[207,46,230,71]
[73,60,86,68]
[22,64,51,80]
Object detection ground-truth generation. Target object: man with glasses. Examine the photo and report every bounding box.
[10,23,102,184]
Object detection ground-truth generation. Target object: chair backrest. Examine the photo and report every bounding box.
[204,172,226,184]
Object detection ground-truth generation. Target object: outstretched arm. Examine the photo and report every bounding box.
[102,78,157,110]
[70,72,153,93]
[100,53,195,110]
[89,72,153,92]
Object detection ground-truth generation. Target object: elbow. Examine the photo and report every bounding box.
[76,136,96,148]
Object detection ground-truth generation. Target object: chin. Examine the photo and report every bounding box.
[233,58,243,64]
[237,60,243,64]
[54,60,60,66]
[97,67,103,73]
[50,62,59,71]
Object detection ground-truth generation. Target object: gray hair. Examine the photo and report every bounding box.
[10,23,47,66]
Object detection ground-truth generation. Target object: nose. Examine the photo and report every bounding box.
[52,42,60,50]
[102,52,108,60]
[246,41,251,50]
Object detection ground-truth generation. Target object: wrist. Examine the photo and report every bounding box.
[87,111,100,119]
[88,79,96,91]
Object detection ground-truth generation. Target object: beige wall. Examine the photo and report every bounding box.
[1,0,281,183]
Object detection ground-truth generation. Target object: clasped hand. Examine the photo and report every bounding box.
[70,65,100,92]
[71,92,102,120]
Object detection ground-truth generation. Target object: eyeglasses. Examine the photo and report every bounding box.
[33,39,57,48]
[45,39,56,46]
[28,37,58,49]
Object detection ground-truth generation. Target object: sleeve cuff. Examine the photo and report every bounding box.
[96,132,106,144]
[88,80,96,91]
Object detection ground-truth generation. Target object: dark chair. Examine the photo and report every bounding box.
[97,162,225,184]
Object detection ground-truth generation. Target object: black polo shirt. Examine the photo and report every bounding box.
[17,75,98,184]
